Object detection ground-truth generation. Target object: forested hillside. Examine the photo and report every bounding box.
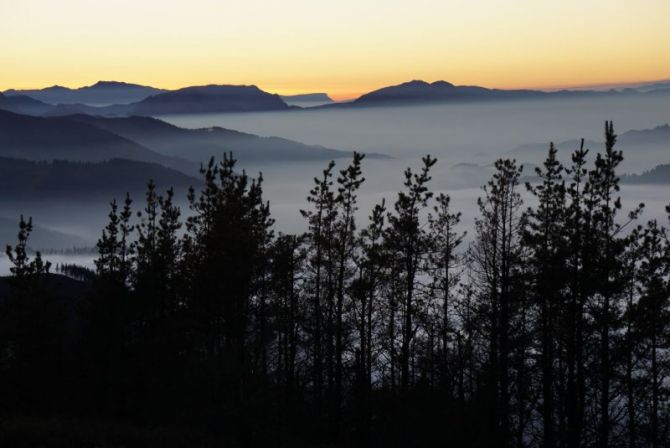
[1,123,668,448]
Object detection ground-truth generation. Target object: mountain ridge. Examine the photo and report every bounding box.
[5,81,165,106]
[0,109,183,166]
[0,157,200,200]
[508,124,670,158]
[0,110,374,170]
[63,114,384,162]
[5,79,670,115]
[130,84,290,115]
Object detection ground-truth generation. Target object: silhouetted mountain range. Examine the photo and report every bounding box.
[509,124,670,159]
[339,80,631,107]
[633,80,670,92]
[4,81,165,106]
[518,160,670,186]
[0,110,365,169]
[0,109,186,168]
[621,163,670,184]
[19,84,293,117]
[0,157,200,199]
[130,84,290,115]
[357,80,537,104]
[316,79,670,109]
[0,93,54,115]
[4,79,670,116]
[617,124,670,145]
[64,114,369,163]
[0,93,11,110]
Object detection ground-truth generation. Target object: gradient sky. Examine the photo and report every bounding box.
[2,0,669,100]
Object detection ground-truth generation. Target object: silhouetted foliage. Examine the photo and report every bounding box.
[1,123,669,447]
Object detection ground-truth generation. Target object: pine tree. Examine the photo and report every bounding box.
[333,151,365,430]
[469,158,525,448]
[95,199,121,277]
[300,160,337,424]
[6,215,51,280]
[563,141,590,448]
[524,144,567,448]
[427,193,465,395]
[635,218,669,448]
[386,155,437,393]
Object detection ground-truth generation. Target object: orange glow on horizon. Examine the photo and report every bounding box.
[1,0,669,100]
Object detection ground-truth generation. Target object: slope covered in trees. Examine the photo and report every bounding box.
[1,124,669,448]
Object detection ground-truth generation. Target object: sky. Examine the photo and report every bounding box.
[2,0,670,100]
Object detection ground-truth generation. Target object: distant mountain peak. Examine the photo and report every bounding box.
[404,80,430,86]
[347,78,592,107]
[431,80,455,87]
[4,82,166,107]
[352,79,470,105]
[90,81,149,89]
[178,84,264,93]
[45,85,69,91]
[393,80,455,88]
[129,84,289,115]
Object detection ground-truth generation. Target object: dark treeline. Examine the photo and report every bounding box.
[1,123,669,447]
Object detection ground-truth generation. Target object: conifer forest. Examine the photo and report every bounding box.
[1,123,669,448]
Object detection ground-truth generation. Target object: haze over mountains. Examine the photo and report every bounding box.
[1,77,670,254]
[0,158,199,199]
[3,79,669,118]
[64,114,367,163]
[0,109,187,167]
[0,216,88,251]
[5,83,335,112]
[129,85,290,115]
[0,109,359,169]
[5,81,165,106]
[2,84,291,116]
[335,79,670,108]
[508,124,670,169]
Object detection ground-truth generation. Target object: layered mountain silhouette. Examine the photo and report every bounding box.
[621,163,670,184]
[4,81,165,106]
[0,94,55,115]
[0,93,11,110]
[64,114,366,163]
[617,124,670,145]
[5,79,669,117]
[22,84,293,117]
[634,80,670,93]
[509,124,670,159]
[129,84,290,115]
[321,79,670,109]
[338,80,624,107]
[0,109,363,170]
[0,157,199,199]
[0,109,186,168]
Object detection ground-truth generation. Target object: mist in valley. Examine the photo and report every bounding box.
[170,93,670,234]
[1,94,669,274]
[162,94,670,171]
